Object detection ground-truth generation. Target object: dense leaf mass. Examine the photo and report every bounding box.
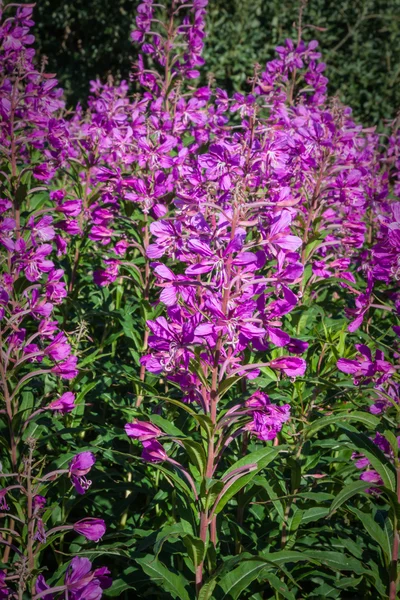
[32,0,400,124]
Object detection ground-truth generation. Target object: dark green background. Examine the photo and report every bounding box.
[33,0,400,124]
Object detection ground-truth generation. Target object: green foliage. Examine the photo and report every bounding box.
[32,0,400,123]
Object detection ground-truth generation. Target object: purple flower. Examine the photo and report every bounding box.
[141,439,168,463]
[48,391,76,414]
[69,452,96,494]
[125,420,162,441]
[89,225,114,246]
[65,557,111,599]
[197,143,243,190]
[73,518,106,542]
[51,355,79,379]
[337,345,395,385]
[0,490,9,511]
[266,210,302,253]
[44,332,71,362]
[270,356,306,377]
[23,244,54,282]
[0,571,10,599]
[57,198,82,217]
[33,162,56,182]
[245,391,290,441]
[35,575,53,600]
[33,495,46,513]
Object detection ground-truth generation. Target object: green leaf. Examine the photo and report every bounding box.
[304,412,380,438]
[218,376,242,398]
[261,550,320,566]
[214,447,282,515]
[153,524,186,558]
[301,506,330,524]
[384,430,399,460]
[78,350,111,367]
[304,551,370,576]
[328,480,370,516]
[135,556,192,600]
[181,439,207,475]
[149,414,185,438]
[350,507,392,563]
[182,534,206,569]
[151,464,194,501]
[340,428,396,491]
[198,579,218,600]
[217,558,295,600]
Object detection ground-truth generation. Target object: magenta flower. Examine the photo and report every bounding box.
[265,210,302,253]
[69,452,96,494]
[245,391,290,441]
[23,244,54,282]
[360,470,383,489]
[197,143,243,190]
[36,557,111,600]
[29,215,55,243]
[337,345,395,385]
[33,162,56,182]
[154,264,194,306]
[89,225,114,246]
[65,557,111,598]
[34,575,53,600]
[352,432,393,492]
[56,198,82,217]
[269,356,306,377]
[0,490,9,511]
[125,420,162,441]
[44,333,71,362]
[73,518,106,542]
[51,355,79,379]
[33,495,46,513]
[48,391,76,414]
[141,439,168,463]
[0,571,10,599]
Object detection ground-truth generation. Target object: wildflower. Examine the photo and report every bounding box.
[245,391,290,441]
[125,420,162,441]
[48,392,76,414]
[73,518,106,542]
[51,355,79,379]
[69,452,96,494]
[141,440,168,463]
[0,490,9,511]
[269,356,306,377]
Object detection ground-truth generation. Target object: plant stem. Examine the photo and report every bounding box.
[137,214,150,408]
[389,465,400,599]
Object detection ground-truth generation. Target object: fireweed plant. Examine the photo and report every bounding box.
[0,0,399,598]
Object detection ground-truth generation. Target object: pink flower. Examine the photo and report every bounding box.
[48,391,76,414]
[51,355,79,379]
[69,452,96,494]
[141,440,168,463]
[44,333,71,362]
[270,356,306,377]
[0,490,9,511]
[73,518,106,542]
[57,198,82,217]
[125,420,162,441]
[245,391,290,441]
[65,556,111,597]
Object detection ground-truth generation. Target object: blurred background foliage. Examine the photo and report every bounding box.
[33,0,400,124]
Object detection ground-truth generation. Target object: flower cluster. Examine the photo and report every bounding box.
[1,0,400,597]
[0,4,109,596]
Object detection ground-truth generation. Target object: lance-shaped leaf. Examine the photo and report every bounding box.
[304,412,380,438]
[212,446,282,515]
[135,556,192,600]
